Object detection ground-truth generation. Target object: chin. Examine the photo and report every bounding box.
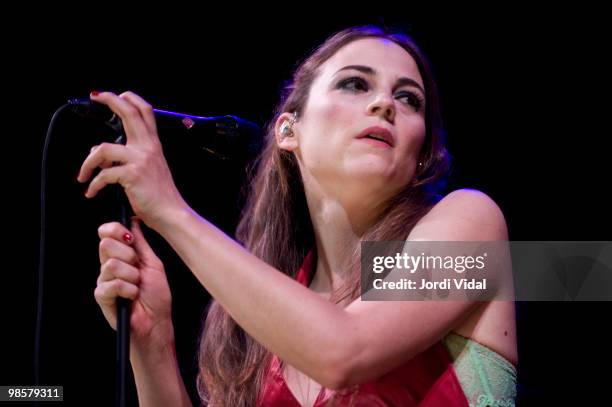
[348,169,397,194]
[349,159,395,179]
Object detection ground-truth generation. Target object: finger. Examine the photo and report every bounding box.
[98,237,139,265]
[94,279,139,306]
[119,91,158,135]
[85,166,126,198]
[77,143,131,183]
[130,217,162,267]
[98,258,141,285]
[90,91,150,144]
[98,221,134,243]
[91,146,113,169]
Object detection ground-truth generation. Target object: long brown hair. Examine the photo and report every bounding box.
[197,25,451,406]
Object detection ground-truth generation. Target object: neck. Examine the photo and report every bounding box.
[303,179,388,296]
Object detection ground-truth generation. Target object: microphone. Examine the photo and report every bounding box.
[68,98,262,160]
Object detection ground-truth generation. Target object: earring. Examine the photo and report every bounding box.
[280,112,297,137]
[418,162,423,167]
[280,120,293,137]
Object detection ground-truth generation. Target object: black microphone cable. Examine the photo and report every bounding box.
[35,102,72,393]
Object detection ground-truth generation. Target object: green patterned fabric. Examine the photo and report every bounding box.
[443,332,517,407]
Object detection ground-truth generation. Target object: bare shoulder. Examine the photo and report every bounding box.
[409,188,508,241]
[427,188,506,227]
[411,189,517,365]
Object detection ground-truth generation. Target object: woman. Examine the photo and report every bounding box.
[78,26,517,406]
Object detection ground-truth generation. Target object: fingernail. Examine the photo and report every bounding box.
[90,90,101,97]
[123,233,133,244]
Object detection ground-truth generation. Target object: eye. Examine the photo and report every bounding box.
[337,76,369,92]
[395,90,424,112]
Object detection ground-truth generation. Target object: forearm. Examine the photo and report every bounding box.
[130,333,192,407]
[151,206,349,387]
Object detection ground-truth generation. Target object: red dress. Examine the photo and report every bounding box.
[257,251,469,406]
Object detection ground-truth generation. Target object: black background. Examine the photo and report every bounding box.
[2,8,610,406]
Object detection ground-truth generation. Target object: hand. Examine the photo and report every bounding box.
[94,218,173,346]
[76,91,187,228]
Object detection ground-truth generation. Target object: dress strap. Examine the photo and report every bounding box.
[296,249,315,286]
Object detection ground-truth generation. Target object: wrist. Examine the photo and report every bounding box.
[130,339,177,371]
[130,321,176,360]
[146,198,192,232]
[149,202,197,235]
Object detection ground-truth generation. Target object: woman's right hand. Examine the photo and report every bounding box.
[94,217,173,347]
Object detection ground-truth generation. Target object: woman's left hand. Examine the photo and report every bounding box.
[77,91,187,228]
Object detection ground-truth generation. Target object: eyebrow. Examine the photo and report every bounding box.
[335,64,426,95]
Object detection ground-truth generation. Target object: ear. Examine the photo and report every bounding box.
[275,112,299,152]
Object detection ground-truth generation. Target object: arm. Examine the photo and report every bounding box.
[151,189,508,389]
[152,205,350,389]
[130,329,193,407]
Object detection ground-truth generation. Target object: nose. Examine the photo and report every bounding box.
[367,93,396,123]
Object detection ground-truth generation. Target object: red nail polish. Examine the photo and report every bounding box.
[123,233,133,243]
[90,90,100,96]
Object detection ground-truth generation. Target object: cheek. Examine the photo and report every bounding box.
[310,95,357,130]
[398,118,427,156]
[300,96,357,153]
[391,119,427,181]
[412,121,427,151]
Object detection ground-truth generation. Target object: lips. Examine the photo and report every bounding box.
[356,126,395,147]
